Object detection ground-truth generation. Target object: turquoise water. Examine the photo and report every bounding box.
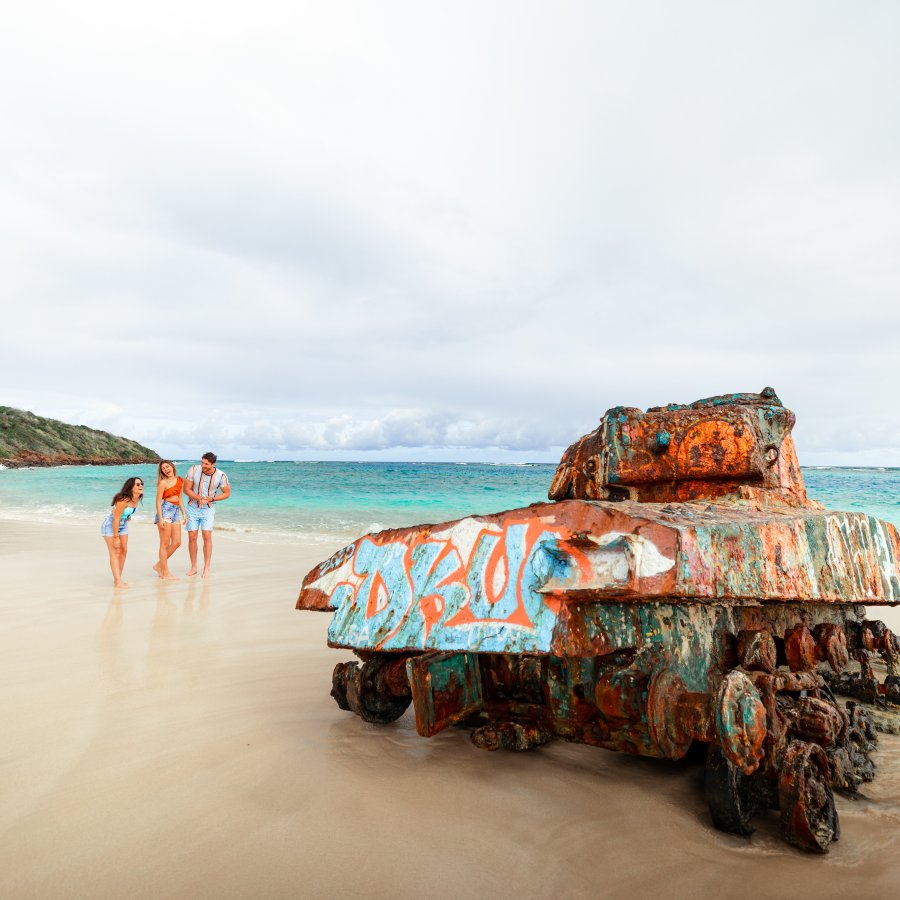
[1,461,898,542]
[0,461,553,541]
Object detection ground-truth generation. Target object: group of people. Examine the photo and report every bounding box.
[100,452,230,588]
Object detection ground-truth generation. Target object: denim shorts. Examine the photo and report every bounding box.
[100,513,129,537]
[155,500,183,525]
[186,503,216,532]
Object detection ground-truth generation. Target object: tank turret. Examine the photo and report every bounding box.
[550,387,810,507]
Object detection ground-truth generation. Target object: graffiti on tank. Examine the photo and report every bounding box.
[319,542,355,575]
[326,519,582,650]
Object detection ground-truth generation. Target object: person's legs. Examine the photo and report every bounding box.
[167,523,182,560]
[187,530,199,576]
[185,505,200,575]
[118,535,129,582]
[103,535,127,587]
[201,529,213,577]
[154,520,172,576]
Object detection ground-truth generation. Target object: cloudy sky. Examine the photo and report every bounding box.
[2,2,898,463]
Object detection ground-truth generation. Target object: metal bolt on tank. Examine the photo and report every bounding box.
[296,389,900,853]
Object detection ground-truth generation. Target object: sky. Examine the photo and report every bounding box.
[2,1,899,464]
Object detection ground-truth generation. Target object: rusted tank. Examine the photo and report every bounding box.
[296,388,900,852]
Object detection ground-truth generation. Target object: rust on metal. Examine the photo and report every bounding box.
[296,387,900,853]
[785,625,818,672]
[549,388,809,506]
[737,629,777,673]
[406,651,483,737]
[814,623,849,673]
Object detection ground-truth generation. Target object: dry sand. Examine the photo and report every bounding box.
[1,518,899,899]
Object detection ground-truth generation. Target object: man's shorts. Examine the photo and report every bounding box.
[186,503,216,532]
[100,514,128,537]
[154,500,183,525]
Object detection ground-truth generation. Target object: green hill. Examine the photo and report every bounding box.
[0,406,161,467]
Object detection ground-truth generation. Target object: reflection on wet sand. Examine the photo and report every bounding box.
[148,587,178,683]
[96,593,130,686]
[96,580,213,688]
[183,578,211,621]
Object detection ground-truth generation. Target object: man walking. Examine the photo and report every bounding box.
[183,451,231,577]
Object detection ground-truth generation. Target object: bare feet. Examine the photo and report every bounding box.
[201,569,211,578]
[114,581,131,590]
[186,568,197,577]
[162,572,178,580]
[152,562,162,576]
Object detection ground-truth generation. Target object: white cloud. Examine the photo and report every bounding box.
[2,2,900,461]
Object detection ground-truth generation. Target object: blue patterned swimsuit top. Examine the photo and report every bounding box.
[120,506,136,522]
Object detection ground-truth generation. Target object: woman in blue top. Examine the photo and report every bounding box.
[100,476,144,588]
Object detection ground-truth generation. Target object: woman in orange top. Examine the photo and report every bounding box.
[153,460,187,579]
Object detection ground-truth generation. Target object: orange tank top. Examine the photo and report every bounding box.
[162,477,183,501]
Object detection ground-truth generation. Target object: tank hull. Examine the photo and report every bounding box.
[297,500,900,656]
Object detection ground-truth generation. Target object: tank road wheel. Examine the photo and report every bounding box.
[778,740,839,853]
[331,661,356,711]
[470,721,551,752]
[846,702,877,785]
[704,745,759,836]
[344,656,412,725]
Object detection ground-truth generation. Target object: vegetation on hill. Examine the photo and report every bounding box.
[0,406,161,467]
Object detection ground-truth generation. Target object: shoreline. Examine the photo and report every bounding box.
[0,456,161,469]
[0,510,361,549]
[2,508,899,629]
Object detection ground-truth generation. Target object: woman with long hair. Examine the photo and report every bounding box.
[153,460,186,579]
[100,476,144,589]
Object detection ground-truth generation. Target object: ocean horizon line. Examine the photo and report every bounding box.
[3,460,899,482]
[5,459,897,470]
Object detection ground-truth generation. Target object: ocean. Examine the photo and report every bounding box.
[0,461,898,543]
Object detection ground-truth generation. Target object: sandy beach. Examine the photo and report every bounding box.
[2,517,899,899]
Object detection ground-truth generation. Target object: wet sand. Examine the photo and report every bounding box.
[1,518,899,899]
